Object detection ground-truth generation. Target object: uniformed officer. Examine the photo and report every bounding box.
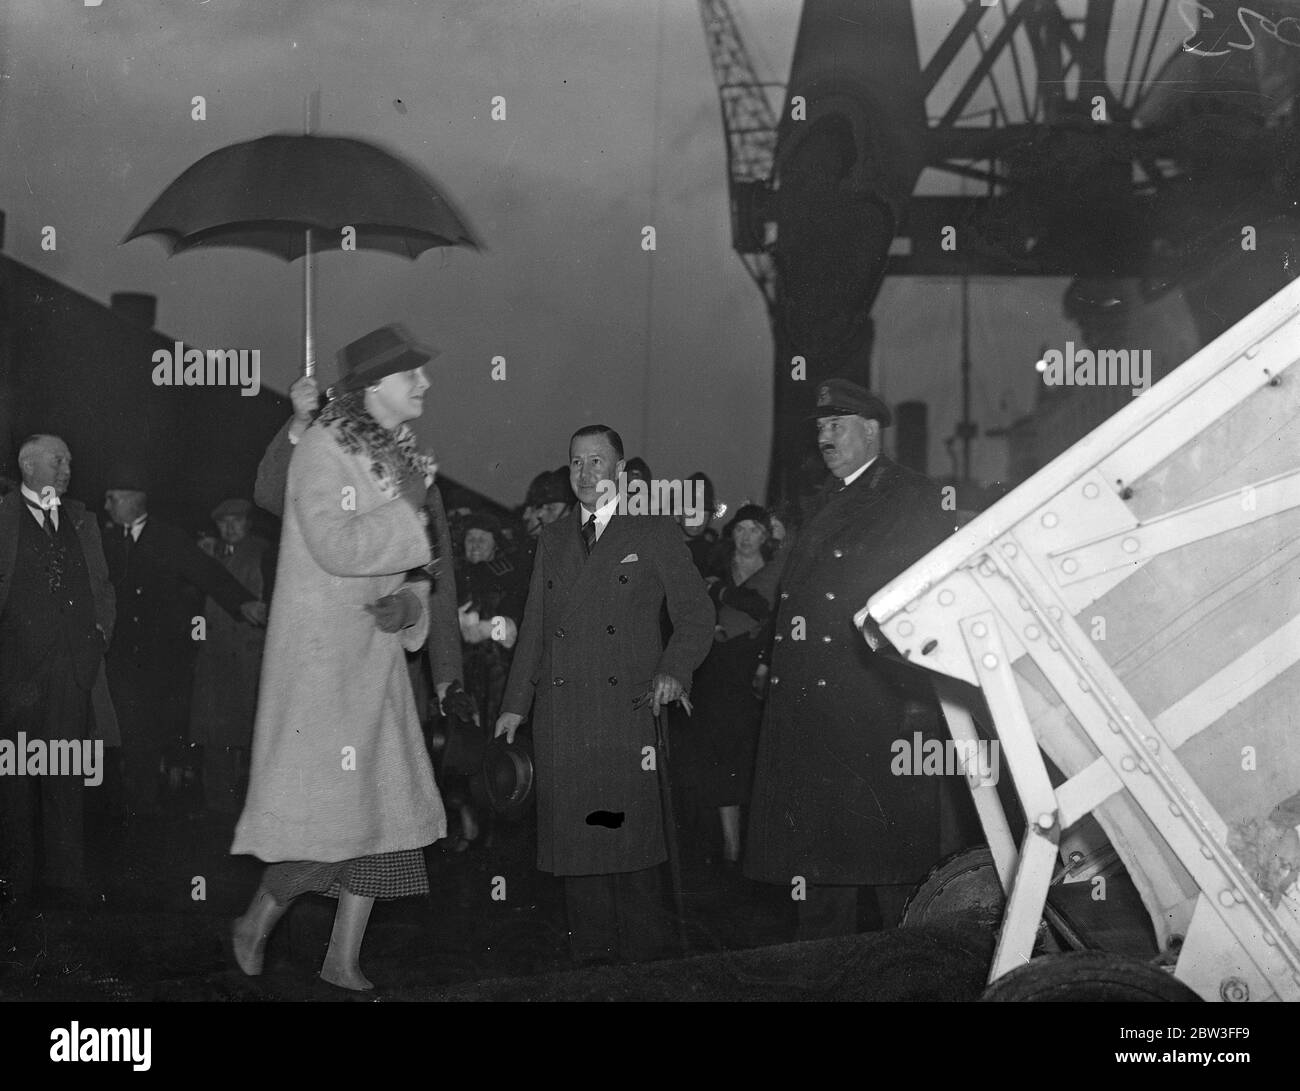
[102,468,265,817]
[745,378,962,939]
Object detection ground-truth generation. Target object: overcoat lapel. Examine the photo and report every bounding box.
[557,511,638,628]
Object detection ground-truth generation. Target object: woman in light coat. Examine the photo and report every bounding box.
[230,325,446,992]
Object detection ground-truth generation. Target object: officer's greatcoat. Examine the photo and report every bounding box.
[745,456,958,887]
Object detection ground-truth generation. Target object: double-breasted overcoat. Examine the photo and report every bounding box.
[745,456,958,887]
[502,510,713,876]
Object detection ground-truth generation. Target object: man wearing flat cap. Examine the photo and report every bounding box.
[189,498,275,814]
[745,377,962,939]
[252,326,464,729]
[102,467,266,818]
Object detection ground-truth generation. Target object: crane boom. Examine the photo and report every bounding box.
[698,0,782,309]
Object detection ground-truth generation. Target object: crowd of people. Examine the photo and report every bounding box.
[0,325,975,988]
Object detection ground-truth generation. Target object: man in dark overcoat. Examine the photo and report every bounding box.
[745,379,960,939]
[0,435,115,912]
[496,425,713,965]
[190,498,274,814]
[102,468,264,817]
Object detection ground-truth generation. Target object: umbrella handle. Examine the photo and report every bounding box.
[303,228,314,378]
[302,88,320,379]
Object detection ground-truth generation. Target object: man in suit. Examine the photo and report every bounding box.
[101,467,266,817]
[745,379,962,940]
[495,425,714,965]
[0,435,115,912]
[254,374,465,715]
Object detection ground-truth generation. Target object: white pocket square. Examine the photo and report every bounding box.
[620,553,639,563]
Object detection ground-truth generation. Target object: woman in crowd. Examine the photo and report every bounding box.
[442,511,526,851]
[229,325,446,992]
[689,505,784,867]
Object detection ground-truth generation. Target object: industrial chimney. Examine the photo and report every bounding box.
[110,291,157,329]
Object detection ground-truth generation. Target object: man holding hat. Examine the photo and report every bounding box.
[190,498,274,814]
[102,467,266,818]
[745,377,961,939]
[496,424,714,965]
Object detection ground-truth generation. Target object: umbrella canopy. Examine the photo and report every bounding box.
[124,133,481,258]
[123,131,482,375]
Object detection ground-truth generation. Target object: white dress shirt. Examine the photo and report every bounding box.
[580,492,620,542]
[840,455,878,490]
[122,514,148,542]
[20,483,59,531]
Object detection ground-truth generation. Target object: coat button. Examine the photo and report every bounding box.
[608,676,618,686]
[833,549,844,558]
[554,627,565,638]
[619,574,628,584]
[553,677,565,687]
[825,591,835,600]
[606,625,616,634]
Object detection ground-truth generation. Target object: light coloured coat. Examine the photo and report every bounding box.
[232,424,446,863]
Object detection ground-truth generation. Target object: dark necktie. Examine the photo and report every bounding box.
[581,515,597,556]
[23,497,55,540]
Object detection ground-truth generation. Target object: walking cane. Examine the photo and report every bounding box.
[649,698,690,955]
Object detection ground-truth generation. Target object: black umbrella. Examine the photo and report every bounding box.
[124,126,481,376]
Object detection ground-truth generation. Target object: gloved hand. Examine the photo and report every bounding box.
[288,375,320,442]
[290,375,320,424]
[365,588,421,632]
[439,680,479,725]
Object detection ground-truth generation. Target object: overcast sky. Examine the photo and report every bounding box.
[0,1,1194,506]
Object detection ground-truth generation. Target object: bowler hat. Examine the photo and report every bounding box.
[473,735,535,820]
[334,324,439,394]
[806,378,892,427]
[527,468,575,508]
